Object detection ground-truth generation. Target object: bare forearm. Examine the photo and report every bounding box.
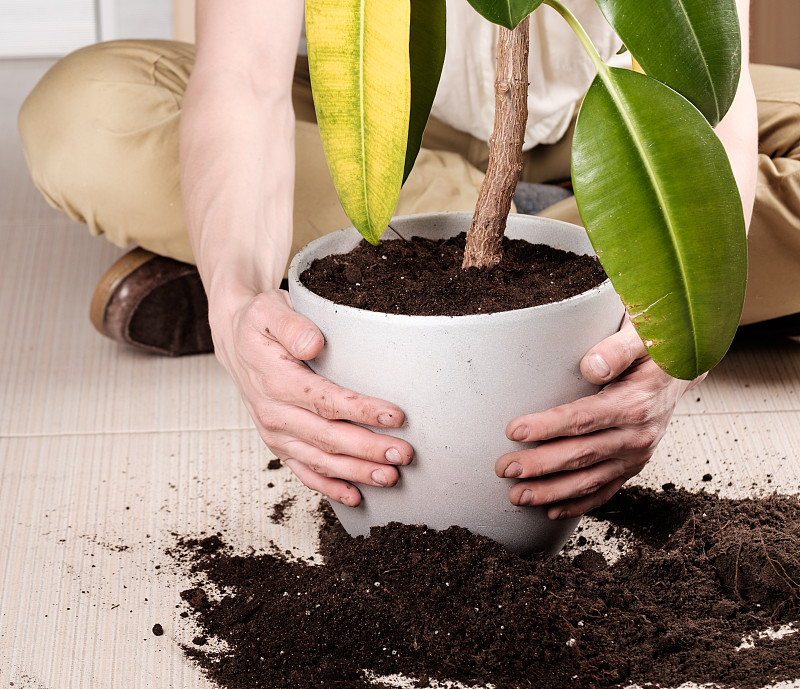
[175,3,411,507]
[715,0,757,228]
[179,0,303,312]
[181,76,295,307]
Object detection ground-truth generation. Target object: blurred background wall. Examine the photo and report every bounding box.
[0,0,172,57]
[1,1,798,67]
[750,0,800,68]
[168,0,800,66]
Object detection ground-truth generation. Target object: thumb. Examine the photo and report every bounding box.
[580,318,648,385]
[261,290,325,361]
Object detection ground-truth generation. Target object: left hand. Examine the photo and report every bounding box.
[495,318,706,520]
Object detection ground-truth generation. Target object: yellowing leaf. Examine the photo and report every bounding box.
[306,0,411,244]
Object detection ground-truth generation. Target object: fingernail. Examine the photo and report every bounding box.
[555,510,569,520]
[511,425,528,442]
[519,489,533,505]
[294,329,317,356]
[589,353,611,379]
[504,462,523,478]
[377,412,394,426]
[371,469,388,486]
[385,448,402,465]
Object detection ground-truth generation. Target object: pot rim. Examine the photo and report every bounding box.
[288,211,618,324]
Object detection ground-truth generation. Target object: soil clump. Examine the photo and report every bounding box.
[299,232,607,316]
[268,496,296,525]
[172,486,800,689]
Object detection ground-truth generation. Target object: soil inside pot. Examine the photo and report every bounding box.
[171,486,800,689]
[299,231,607,316]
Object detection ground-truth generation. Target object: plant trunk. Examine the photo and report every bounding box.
[462,17,530,270]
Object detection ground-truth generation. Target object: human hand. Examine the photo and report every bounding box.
[495,318,705,520]
[210,288,414,507]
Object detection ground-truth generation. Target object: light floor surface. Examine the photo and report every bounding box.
[1,58,799,689]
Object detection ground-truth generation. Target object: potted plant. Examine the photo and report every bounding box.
[288,0,746,554]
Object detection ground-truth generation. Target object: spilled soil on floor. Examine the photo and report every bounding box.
[171,486,800,689]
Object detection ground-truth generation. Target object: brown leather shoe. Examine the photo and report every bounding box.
[90,248,214,356]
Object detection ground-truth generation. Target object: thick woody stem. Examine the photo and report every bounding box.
[462,17,530,270]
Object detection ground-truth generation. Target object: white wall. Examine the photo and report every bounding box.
[751,0,800,68]
[0,0,97,57]
[98,0,173,43]
[0,0,172,58]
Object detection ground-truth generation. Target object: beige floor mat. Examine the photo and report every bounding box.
[1,58,799,689]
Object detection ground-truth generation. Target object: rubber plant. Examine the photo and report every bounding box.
[304,0,746,382]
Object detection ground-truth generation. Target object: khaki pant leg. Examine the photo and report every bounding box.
[18,40,196,263]
[19,44,485,270]
[535,194,582,226]
[422,109,575,184]
[740,64,800,324]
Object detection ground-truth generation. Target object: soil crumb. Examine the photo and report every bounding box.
[299,232,607,316]
[172,487,800,689]
[268,496,296,525]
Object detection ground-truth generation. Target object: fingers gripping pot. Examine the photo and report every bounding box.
[288,212,625,555]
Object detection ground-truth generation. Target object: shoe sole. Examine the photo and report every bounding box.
[89,248,156,336]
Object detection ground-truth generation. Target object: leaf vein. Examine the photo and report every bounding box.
[599,71,700,367]
[674,0,719,123]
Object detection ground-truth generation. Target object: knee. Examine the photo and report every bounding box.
[18,41,189,221]
[19,43,127,199]
[20,39,192,133]
[19,42,115,148]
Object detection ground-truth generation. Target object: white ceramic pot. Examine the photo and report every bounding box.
[288,212,624,555]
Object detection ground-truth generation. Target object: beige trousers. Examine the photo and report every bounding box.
[17,40,486,272]
[18,41,800,324]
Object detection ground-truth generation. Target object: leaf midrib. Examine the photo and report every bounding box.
[674,0,719,124]
[598,69,700,368]
[358,0,372,232]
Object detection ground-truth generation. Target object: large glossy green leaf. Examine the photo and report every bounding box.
[305,0,411,244]
[404,0,446,183]
[572,67,746,380]
[593,0,741,126]
[465,0,544,30]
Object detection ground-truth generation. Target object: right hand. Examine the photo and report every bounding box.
[210,287,414,506]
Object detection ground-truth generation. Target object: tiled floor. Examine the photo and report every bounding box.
[1,58,799,688]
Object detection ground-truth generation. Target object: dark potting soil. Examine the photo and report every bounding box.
[299,232,607,316]
[268,495,296,525]
[171,486,800,689]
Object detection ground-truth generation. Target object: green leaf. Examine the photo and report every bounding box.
[465,0,544,30]
[593,0,741,126]
[305,0,411,244]
[572,68,746,380]
[404,0,446,183]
